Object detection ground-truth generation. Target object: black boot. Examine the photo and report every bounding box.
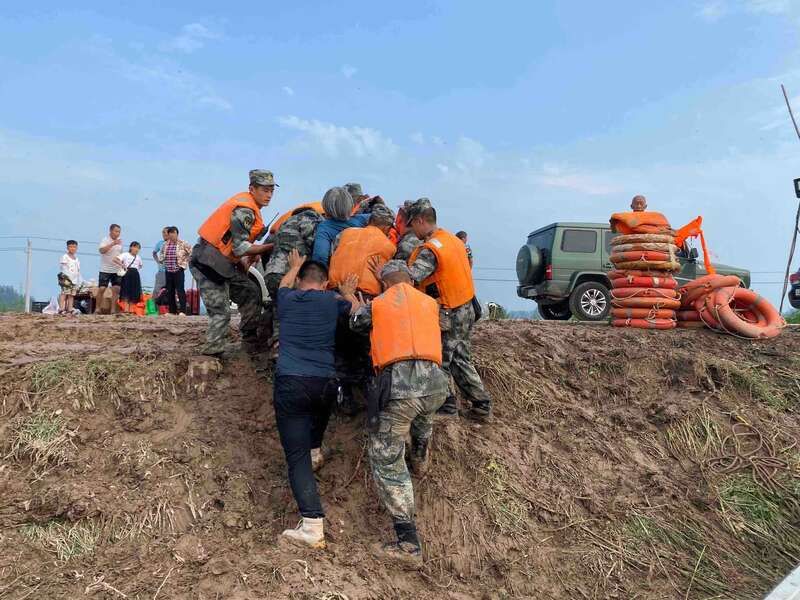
[468,399,492,421]
[373,521,422,567]
[436,395,458,416]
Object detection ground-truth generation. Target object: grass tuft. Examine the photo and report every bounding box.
[481,458,530,535]
[664,406,722,462]
[22,520,100,561]
[9,411,75,470]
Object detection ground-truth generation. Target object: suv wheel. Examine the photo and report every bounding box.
[569,282,611,321]
[538,301,572,320]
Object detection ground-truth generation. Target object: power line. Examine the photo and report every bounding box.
[0,235,156,250]
[0,246,157,262]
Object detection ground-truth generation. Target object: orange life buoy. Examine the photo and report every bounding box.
[612,260,681,273]
[610,233,675,246]
[611,276,677,290]
[611,318,677,330]
[612,297,682,310]
[611,287,679,300]
[708,287,784,339]
[679,275,741,306]
[611,308,676,319]
[610,250,674,264]
[611,243,680,254]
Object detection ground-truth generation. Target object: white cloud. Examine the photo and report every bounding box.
[436,163,449,174]
[697,1,728,21]
[198,95,233,111]
[431,136,445,146]
[277,115,397,159]
[282,86,295,96]
[165,23,219,54]
[533,163,623,196]
[410,132,425,144]
[745,0,792,13]
[341,64,358,79]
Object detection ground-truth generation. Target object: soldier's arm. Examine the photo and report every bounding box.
[231,208,273,258]
[408,248,437,284]
[349,303,373,333]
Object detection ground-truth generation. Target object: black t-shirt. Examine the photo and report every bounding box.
[276,287,352,377]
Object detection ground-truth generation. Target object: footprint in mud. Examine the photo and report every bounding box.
[152,403,192,444]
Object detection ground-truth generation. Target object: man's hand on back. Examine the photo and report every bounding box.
[288,249,306,270]
[339,273,359,298]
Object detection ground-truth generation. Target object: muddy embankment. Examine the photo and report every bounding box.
[1,314,799,599]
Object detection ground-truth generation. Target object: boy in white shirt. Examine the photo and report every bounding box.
[58,240,81,314]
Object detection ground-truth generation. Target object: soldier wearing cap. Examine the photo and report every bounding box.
[393,200,423,261]
[349,260,448,565]
[405,198,492,420]
[189,169,278,356]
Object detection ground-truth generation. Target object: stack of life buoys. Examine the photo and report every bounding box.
[608,211,681,330]
[676,274,784,339]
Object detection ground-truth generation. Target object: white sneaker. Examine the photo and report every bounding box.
[311,448,325,472]
[280,517,325,549]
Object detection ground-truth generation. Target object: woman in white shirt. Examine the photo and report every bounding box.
[116,242,144,310]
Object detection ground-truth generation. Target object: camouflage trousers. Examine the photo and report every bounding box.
[368,393,446,523]
[441,302,491,403]
[189,264,264,354]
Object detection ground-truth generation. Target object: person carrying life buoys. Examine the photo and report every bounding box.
[329,203,397,415]
[349,260,448,566]
[189,169,277,357]
[406,198,491,420]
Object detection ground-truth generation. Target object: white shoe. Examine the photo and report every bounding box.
[280,517,325,549]
[311,448,325,472]
[178,312,186,317]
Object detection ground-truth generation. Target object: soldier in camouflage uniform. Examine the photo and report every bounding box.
[189,170,277,356]
[405,198,492,420]
[350,260,447,565]
[393,200,423,261]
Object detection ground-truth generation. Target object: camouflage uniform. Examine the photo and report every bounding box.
[409,247,491,412]
[190,206,268,355]
[350,302,448,524]
[263,208,322,298]
[394,231,422,261]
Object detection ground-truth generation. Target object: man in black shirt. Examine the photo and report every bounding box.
[274,249,359,549]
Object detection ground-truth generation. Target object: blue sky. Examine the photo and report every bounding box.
[1,1,799,310]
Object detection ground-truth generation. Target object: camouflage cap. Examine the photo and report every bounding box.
[380,259,412,280]
[344,182,364,199]
[404,197,432,225]
[249,169,279,187]
[369,203,395,226]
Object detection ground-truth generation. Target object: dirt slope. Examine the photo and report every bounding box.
[1,314,799,599]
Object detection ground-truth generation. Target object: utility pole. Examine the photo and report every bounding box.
[779,85,800,314]
[24,238,32,313]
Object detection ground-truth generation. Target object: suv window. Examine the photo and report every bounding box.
[561,229,597,253]
[604,230,617,253]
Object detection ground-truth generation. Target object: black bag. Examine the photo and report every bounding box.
[366,366,393,432]
[191,241,236,283]
[471,296,483,321]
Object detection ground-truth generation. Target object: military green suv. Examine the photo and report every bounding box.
[516,222,751,321]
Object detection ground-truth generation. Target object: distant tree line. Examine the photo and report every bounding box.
[0,286,24,312]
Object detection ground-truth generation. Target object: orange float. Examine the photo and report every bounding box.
[707,287,784,339]
[611,308,676,319]
[612,297,682,310]
[611,243,680,254]
[611,318,677,330]
[610,250,673,263]
[611,287,679,300]
[679,275,741,306]
[611,276,677,290]
[677,310,701,322]
[610,233,675,246]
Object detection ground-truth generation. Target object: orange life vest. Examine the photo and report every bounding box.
[408,228,475,309]
[269,201,325,234]
[609,211,672,235]
[198,192,265,262]
[370,282,442,369]
[329,225,396,296]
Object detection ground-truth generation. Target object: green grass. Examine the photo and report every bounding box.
[784,310,800,325]
[482,458,530,535]
[22,520,100,561]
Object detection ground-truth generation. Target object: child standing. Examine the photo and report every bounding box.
[58,240,81,315]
